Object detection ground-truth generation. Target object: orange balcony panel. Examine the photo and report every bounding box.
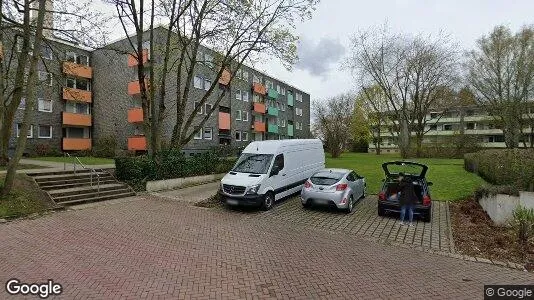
[218,112,231,130]
[63,61,92,79]
[63,112,92,127]
[128,107,144,123]
[63,138,92,151]
[63,87,92,103]
[218,69,231,85]
[253,102,266,114]
[127,49,149,67]
[128,136,147,151]
[127,79,149,96]
[253,121,266,132]
[252,83,266,95]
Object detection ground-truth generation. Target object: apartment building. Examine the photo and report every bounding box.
[368,105,534,153]
[8,27,311,155]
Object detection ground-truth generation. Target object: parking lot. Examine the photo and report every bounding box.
[222,195,454,253]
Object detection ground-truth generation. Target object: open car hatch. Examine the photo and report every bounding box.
[382,161,428,178]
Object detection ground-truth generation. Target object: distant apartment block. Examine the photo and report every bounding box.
[369,105,534,153]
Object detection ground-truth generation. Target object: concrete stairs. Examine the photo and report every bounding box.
[27,169,135,206]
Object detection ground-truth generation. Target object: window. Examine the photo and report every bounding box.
[39,71,52,86]
[466,122,476,130]
[77,54,89,66]
[205,103,213,114]
[273,153,284,171]
[76,79,90,91]
[280,87,285,95]
[253,74,262,84]
[41,44,53,59]
[204,52,213,67]
[235,110,242,120]
[242,91,249,102]
[443,124,452,131]
[253,94,261,103]
[466,110,474,116]
[203,128,213,140]
[38,99,52,112]
[195,102,203,115]
[194,128,202,140]
[276,85,280,93]
[430,112,438,119]
[66,77,76,88]
[296,93,303,102]
[18,98,26,110]
[296,107,303,116]
[429,124,437,131]
[242,70,248,81]
[276,118,280,126]
[194,76,203,89]
[235,130,241,141]
[16,36,33,54]
[65,102,89,114]
[16,124,33,138]
[281,103,285,111]
[281,119,286,127]
[242,111,248,122]
[38,125,52,138]
[204,79,211,91]
[265,80,273,89]
[66,51,76,62]
[242,132,248,141]
[235,90,242,100]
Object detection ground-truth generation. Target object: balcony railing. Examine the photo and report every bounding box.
[253,102,266,114]
[63,61,93,79]
[268,124,278,134]
[267,88,278,99]
[62,112,92,126]
[218,69,231,86]
[252,83,266,95]
[253,121,266,132]
[128,136,147,151]
[63,87,92,103]
[127,49,149,67]
[127,107,144,123]
[62,138,92,151]
[127,79,149,96]
[267,107,278,117]
[218,112,231,130]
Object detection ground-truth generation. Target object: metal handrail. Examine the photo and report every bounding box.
[63,153,100,192]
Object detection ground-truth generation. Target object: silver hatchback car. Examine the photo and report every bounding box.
[301,168,366,213]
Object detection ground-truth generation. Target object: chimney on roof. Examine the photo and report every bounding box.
[30,0,54,38]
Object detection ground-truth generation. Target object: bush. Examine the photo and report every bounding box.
[28,143,62,157]
[92,136,117,158]
[473,185,520,200]
[115,150,237,190]
[408,134,481,158]
[465,149,534,191]
[509,206,534,246]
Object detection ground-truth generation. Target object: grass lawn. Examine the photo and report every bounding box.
[31,156,114,165]
[325,153,486,201]
[0,174,56,218]
[0,164,46,171]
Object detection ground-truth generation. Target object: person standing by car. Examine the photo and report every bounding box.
[398,173,417,226]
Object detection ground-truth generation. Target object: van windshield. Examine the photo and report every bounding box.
[232,153,273,174]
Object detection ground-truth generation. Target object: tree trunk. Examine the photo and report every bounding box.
[415,133,423,158]
[399,117,410,158]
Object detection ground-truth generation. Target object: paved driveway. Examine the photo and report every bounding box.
[0,193,531,299]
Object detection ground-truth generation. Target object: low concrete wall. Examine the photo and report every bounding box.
[519,191,534,209]
[479,194,519,226]
[146,173,225,192]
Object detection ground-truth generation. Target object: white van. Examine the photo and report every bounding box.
[219,139,325,210]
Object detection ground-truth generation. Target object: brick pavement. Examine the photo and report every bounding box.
[0,195,532,299]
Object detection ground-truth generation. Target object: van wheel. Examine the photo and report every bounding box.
[262,192,274,211]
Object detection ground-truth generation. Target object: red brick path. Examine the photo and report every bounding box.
[0,196,531,299]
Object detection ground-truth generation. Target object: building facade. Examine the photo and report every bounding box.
[8,27,311,156]
[369,105,534,153]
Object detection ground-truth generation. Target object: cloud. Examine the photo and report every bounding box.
[295,36,346,78]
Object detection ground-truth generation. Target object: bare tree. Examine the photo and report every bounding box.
[467,25,534,149]
[347,26,459,157]
[358,85,391,155]
[313,93,355,158]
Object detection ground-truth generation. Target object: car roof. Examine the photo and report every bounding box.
[242,139,322,154]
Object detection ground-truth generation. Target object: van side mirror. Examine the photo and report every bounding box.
[427,181,433,186]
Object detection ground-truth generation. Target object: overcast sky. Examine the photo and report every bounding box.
[258,0,534,102]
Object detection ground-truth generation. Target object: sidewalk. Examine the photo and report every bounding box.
[0,159,115,174]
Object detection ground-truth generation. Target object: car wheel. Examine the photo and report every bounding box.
[378,205,385,217]
[422,211,431,222]
[261,192,274,211]
[302,201,311,208]
[346,195,354,213]
[362,184,367,199]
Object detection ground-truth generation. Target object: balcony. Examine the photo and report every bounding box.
[63,87,92,103]
[253,121,266,132]
[128,136,147,151]
[287,124,294,137]
[267,124,278,134]
[63,61,93,79]
[287,93,294,106]
[62,138,92,151]
[127,79,149,96]
[252,83,266,95]
[128,107,144,123]
[267,107,278,116]
[127,49,149,67]
[62,112,92,127]
[267,88,278,99]
[253,102,266,114]
[218,112,231,130]
[218,69,231,86]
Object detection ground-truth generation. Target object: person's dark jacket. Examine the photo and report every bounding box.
[398,177,418,205]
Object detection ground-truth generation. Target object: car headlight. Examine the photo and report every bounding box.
[246,184,260,195]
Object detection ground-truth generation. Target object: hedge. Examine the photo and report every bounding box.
[464,149,534,191]
[115,150,236,191]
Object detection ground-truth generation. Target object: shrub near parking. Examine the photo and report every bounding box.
[465,149,534,191]
[115,150,236,191]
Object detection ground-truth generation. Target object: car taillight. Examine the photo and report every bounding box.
[423,195,431,206]
[336,183,348,191]
[378,192,386,201]
[304,180,312,189]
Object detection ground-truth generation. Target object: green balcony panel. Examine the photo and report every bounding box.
[268,124,278,133]
[287,93,294,106]
[267,106,278,116]
[287,124,294,136]
[268,88,279,99]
